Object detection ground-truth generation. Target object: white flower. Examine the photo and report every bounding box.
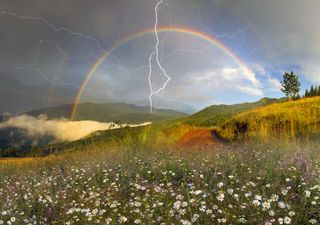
[269,210,275,216]
[278,201,286,209]
[134,202,142,207]
[288,211,295,217]
[271,194,279,202]
[173,201,181,210]
[262,201,271,209]
[181,201,188,208]
[309,219,317,224]
[10,217,16,223]
[284,217,291,224]
[252,199,261,206]
[227,188,234,195]
[134,219,141,224]
[282,189,288,196]
[119,216,127,223]
[181,220,191,225]
[191,214,200,222]
[154,186,161,192]
[217,182,224,188]
[217,192,225,202]
[278,218,284,224]
[305,190,311,197]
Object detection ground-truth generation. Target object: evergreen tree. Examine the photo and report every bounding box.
[281,71,301,100]
[310,85,315,96]
[314,86,319,96]
[305,89,309,97]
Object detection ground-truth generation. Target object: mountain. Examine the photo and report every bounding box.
[216,96,320,140]
[26,102,188,123]
[183,98,281,127]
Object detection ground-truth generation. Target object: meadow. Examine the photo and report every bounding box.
[1,97,320,224]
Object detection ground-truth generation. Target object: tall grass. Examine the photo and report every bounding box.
[217,97,320,141]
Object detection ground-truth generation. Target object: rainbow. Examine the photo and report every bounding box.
[70,26,257,120]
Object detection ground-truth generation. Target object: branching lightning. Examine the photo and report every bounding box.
[0,1,262,112]
[148,0,172,113]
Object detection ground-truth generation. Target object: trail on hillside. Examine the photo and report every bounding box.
[177,128,216,150]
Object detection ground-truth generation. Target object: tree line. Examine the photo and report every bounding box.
[305,85,320,97]
[280,71,319,99]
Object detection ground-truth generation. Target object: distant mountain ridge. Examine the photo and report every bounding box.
[26,102,188,123]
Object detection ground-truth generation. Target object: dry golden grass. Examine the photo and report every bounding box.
[217,97,320,140]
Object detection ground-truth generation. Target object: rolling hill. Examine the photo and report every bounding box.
[216,97,320,140]
[183,97,281,127]
[26,102,188,123]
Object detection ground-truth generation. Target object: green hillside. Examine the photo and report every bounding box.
[27,102,188,123]
[217,97,320,140]
[183,97,280,127]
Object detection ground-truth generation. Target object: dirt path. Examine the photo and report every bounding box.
[177,128,216,149]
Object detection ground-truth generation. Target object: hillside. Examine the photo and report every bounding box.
[27,102,188,123]
[183,97,280,127]
[217,97,320,140]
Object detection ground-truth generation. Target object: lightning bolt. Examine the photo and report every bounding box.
[148,0,172,113]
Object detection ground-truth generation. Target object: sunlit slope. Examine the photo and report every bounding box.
[184,98,280,127]
[36,120,196,156]
[217,97,320,140]
[27,102,188,123]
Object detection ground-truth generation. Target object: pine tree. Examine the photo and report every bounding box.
[305,89,309,97]
[281,71,301,100]
[310,85,315,96]
[315,86,319,96]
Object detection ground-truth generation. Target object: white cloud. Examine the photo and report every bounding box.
[267,77,282,92]
[235,85,263,96]
[185,66,263,96]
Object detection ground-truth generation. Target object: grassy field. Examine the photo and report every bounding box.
[182,98,280,127]
[1,97,320,224]
[217,97,320,141]
[1,141,320,224]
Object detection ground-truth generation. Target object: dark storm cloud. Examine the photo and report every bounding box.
[1,0,316,114]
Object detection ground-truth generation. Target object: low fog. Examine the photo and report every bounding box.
[0,114,151,150]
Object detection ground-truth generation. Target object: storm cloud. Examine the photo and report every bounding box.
[0,0,318,113]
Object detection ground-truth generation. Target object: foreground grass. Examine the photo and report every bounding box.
[0,141,320,224]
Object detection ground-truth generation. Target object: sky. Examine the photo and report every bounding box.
[0,0,319,114]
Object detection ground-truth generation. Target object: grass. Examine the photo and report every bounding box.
[0,141,320,224]
[182,98,280,127]
[33,120,195,157]
[217,97,320,141]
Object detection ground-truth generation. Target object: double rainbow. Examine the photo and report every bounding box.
[70,26,256,120]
